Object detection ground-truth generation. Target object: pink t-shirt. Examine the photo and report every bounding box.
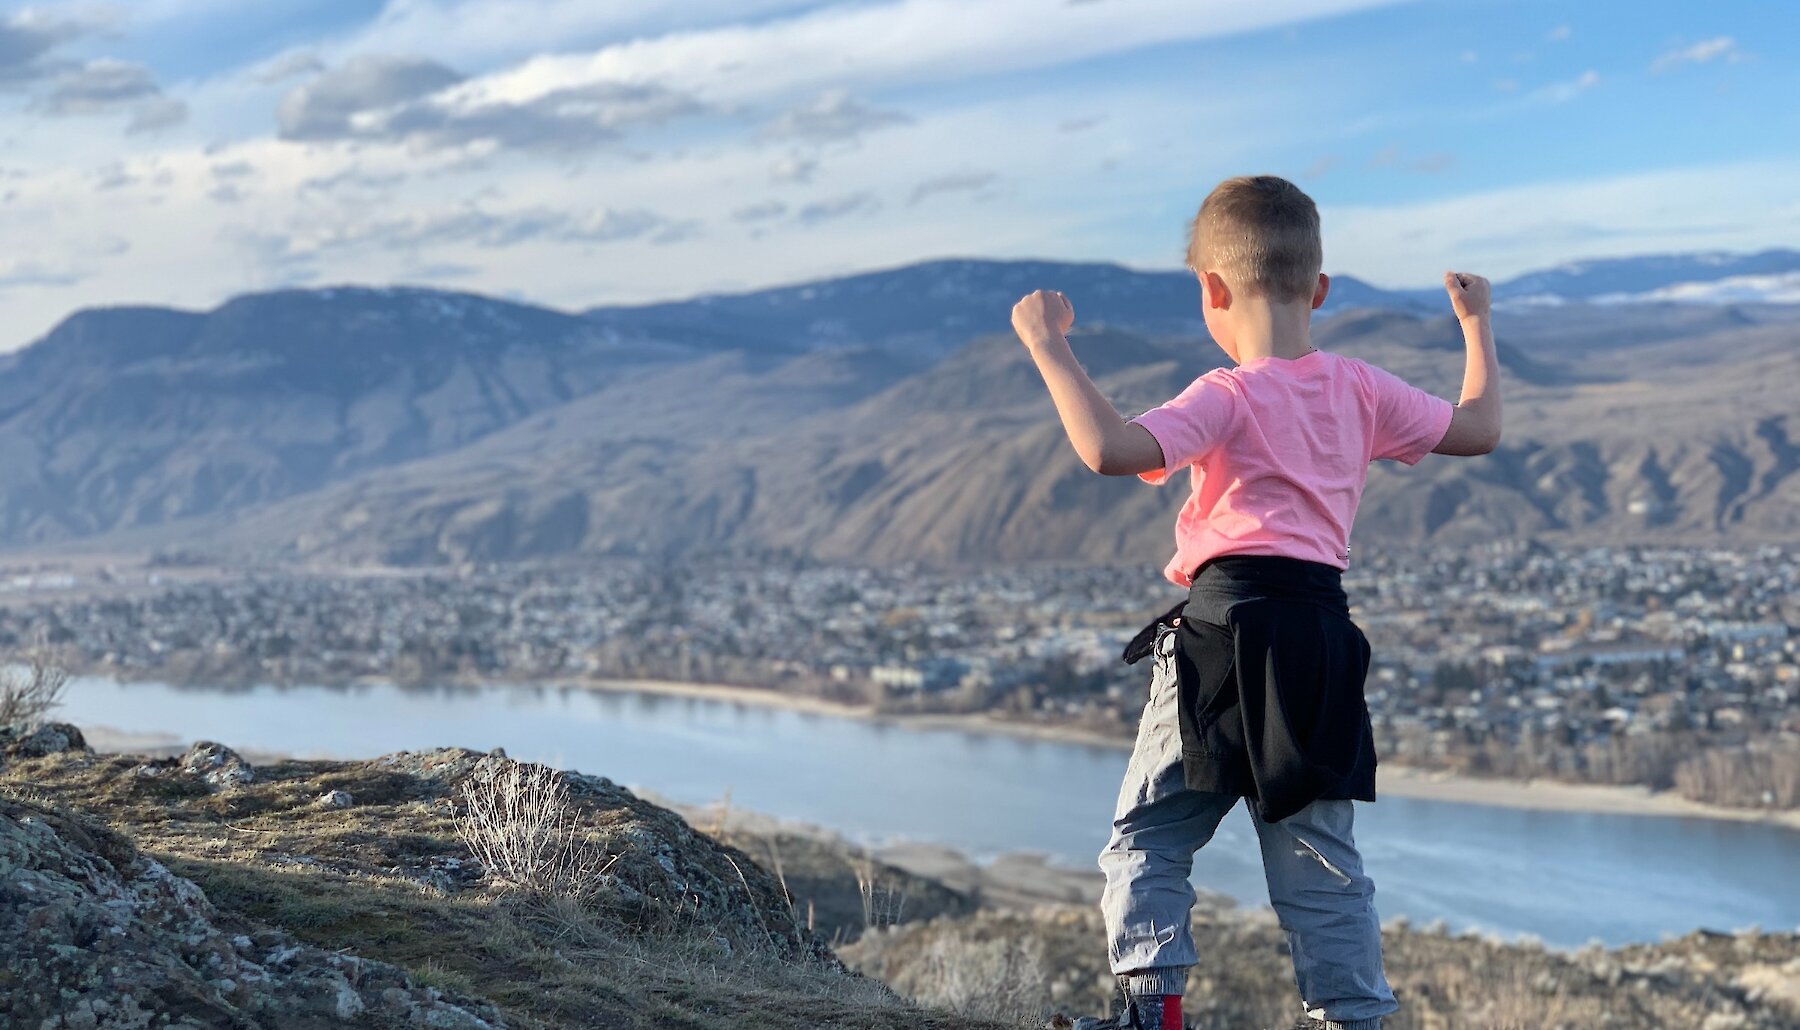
[1131,349,1453,587]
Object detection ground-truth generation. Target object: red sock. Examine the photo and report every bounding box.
[1157,994,1182,1030]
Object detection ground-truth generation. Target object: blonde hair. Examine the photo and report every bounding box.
[1186,175,1322,303]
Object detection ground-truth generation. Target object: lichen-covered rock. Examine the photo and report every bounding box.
[0,795,503,1029]
[180,740,255,789]
[0,720,87,759]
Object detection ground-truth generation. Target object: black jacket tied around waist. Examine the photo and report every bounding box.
[1122,556,1377,823]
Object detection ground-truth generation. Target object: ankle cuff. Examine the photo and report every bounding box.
[1327,1019,1383,1030]
[1124,967,1187,998]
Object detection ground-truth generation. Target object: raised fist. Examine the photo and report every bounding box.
[1011,289,1075,347]
[1443,271,1491,322]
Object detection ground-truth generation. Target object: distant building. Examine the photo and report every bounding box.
[870,657,969,692]
[1534,641,1685,671]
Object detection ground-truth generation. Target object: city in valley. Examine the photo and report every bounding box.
[5,541,1794,812]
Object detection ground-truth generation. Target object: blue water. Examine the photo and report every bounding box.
[55,677,1798,948]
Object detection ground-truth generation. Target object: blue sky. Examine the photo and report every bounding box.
[0,0,1794,348]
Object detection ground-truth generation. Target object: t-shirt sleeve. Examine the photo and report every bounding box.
[1366,363,1455,465]
[1128,373,1238,485]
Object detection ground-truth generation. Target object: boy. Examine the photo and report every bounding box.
[1011,175,1500,1030]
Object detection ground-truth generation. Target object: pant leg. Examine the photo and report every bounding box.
[1252,799,1397,1028]
[1099,622,1239,984]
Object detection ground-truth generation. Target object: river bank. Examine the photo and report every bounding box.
[578,676,1800,831]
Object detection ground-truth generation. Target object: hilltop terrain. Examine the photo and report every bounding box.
[0,251,1796,566]
[0,724,997,1030]
[4,724,1798,1029]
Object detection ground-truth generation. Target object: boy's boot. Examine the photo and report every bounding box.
[1058,975,1186,1030]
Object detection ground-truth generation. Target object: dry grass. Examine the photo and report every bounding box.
[853,849,911,934]
[169,848,991,1030]
[898,935,1049,1026]
[693,813,975,945]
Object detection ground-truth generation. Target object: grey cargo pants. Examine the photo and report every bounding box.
[1098,621,1397,1028]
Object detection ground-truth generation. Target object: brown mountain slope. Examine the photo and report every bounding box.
[0,288,677,545]
[186,312,1796,568]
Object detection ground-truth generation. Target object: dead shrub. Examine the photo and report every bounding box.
[897,934,1048,1024]
[455,761,612,899]
[0,646,68,731]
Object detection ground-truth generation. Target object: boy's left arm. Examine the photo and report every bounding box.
[1012,290,1165,477]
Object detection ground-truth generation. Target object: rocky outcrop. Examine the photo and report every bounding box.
[0,736,920,1029]
[177,740,257,789]
[0,794,502,1029]
[0,721,87,761]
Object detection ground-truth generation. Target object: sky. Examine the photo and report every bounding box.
[0,0,1795,349]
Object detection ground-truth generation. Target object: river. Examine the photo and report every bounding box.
[52,676,1797,949]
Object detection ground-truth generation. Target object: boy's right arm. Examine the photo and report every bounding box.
[1432,271,1503,456]
[1012,290,1168,477]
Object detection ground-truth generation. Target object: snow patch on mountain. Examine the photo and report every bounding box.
[1591,272,1800,306]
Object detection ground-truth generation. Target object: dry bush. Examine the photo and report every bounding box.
[0,647,68,731]
[897,935,1048,1025]
[1400,960,1610,1030]
[455,762,612,899]
[851,850,909,933]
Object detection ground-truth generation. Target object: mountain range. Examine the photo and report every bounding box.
[1,249,1796,567]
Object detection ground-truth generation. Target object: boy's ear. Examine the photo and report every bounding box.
[1202,270,1233,310]
[1311,273,1331,311]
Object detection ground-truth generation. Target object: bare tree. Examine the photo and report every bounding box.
[0,645,68,731]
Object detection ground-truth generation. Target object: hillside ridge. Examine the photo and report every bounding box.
[0,252,1796,564]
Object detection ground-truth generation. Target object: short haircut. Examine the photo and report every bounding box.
[1186,175,1322,303]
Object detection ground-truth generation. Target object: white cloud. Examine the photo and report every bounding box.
[38,59,164,114]
[0,79,1237,345]
[450,0,1408,113]
[0,0,1786,355]
[307,204,700,251]
[0,10,90,84]
[1531,69,1599,104]
[277,55,464,140]
[1651,36,1745,73]
[731,200,786,223]
[795,191,879,226]
[0,13,186,130]
[0,259,86,292]
[120,0,267,25]
[345,0,824,69]
[908,171,997,206]
[1325,161,1800,287]
[760,90,911,144]
[769,155,817,184]
[250,49,326,85]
